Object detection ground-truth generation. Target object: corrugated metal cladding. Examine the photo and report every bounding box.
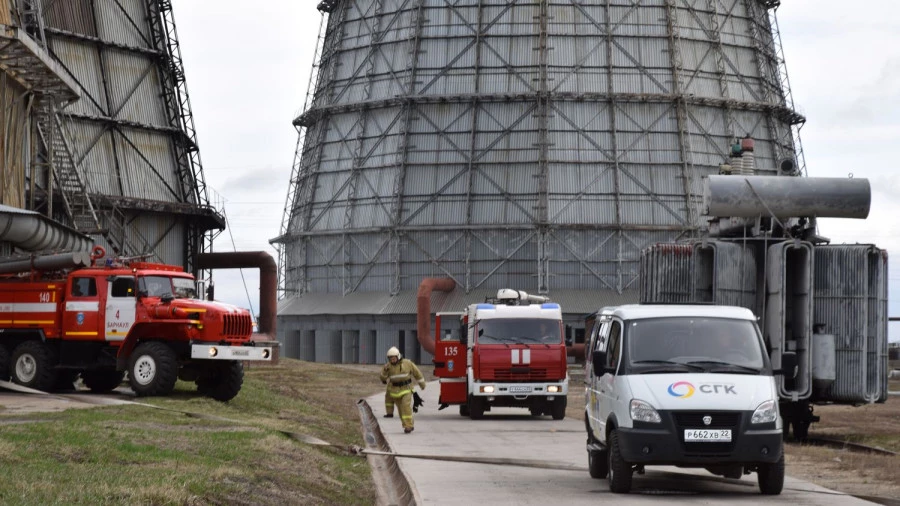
[813,245,888,403]
[32,0,211,266]
[0,75,28,209]
[278,0,803,359]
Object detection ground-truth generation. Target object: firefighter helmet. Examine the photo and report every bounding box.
[387,347,401,359]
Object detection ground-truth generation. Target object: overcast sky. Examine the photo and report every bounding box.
[171,0,899,341]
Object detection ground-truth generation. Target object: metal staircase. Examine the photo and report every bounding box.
[34,106,102,234]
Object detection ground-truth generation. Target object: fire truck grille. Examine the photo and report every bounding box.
[488,368,552,381]
[222,314,252,337]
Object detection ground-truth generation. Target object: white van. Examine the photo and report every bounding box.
[583,304,784,495]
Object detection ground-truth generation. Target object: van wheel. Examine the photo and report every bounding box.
[757,453,785,495]
[197,361,244,402]
[551,396,567,420]
[468,396,485,420]
[128,342,178,397]
[82,370,126,393]
[11,341,58,391]
[607,430,632,493]
[588,447,609,479]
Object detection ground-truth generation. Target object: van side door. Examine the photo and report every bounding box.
[598,319,623,437]
[588,318,611,437]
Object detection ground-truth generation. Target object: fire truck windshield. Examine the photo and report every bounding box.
[172,277,197,298]
[476,318,561,345]
[138,276,197,298]
[139,276,172,297]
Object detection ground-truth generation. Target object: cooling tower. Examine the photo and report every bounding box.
[275,0,804,362]
[0,1,222,271]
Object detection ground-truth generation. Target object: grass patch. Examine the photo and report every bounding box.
[0,360,386,506]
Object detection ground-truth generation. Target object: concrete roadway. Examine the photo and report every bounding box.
[369,382,875,506]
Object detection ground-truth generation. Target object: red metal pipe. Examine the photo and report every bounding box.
[567,343,585,362]
[416,277,456,355]
[197,252,277,338]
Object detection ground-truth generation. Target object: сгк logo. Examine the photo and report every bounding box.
[667,381,695,398]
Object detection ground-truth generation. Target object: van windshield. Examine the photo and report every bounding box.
[476,318,561,345]
[627,317,765,370]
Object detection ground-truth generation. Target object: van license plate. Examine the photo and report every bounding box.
[509,386,532,393]
[684,429,732,442]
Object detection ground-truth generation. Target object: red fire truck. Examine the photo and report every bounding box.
[0,248,275,401]
[433,289,568,420]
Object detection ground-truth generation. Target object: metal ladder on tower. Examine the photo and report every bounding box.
[33,105,102,235]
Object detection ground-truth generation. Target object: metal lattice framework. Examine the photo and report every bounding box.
[276,0,805,302]
[20,0,222,271]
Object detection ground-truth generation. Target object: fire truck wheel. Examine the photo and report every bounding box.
[551,396,567,420]
[11,341,59,391]
[459,404,470,417]
[468,396,485,420]
[0,346,9,381]
[128,342,178,397]
[82,370,126,393]
[52,371,80,392]
[196,361,244,402]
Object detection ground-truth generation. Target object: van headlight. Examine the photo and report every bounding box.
[751,400,778,424]
[630,399,661,423]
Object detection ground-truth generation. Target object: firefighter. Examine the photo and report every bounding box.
[380,346,426,433]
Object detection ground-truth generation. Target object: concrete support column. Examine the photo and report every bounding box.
[280,331,297,359]
[342,330,360,364]
[300,330,316,361]
[376,329,398,361]
[316,330,341,363]
[404,330,420,363]
[360,330,377,364]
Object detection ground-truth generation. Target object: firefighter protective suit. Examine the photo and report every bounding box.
[380,350,426,433]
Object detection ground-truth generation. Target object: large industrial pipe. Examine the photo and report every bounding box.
[0,251,92,275]
[197,252,277,338]
[704,175,870,219]
[416,277,457,355]
[0,206,93,252]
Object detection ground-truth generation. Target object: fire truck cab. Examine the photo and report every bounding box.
[434,289,568,420]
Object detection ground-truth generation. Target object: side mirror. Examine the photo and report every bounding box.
[161,293,175,304]
[592,350,607,375]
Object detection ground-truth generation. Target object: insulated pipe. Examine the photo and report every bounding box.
[0,206,93,252]
[0,251,91,275]
[704,175,871,219]
[196,252,277,338]
[416,277,457,355]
